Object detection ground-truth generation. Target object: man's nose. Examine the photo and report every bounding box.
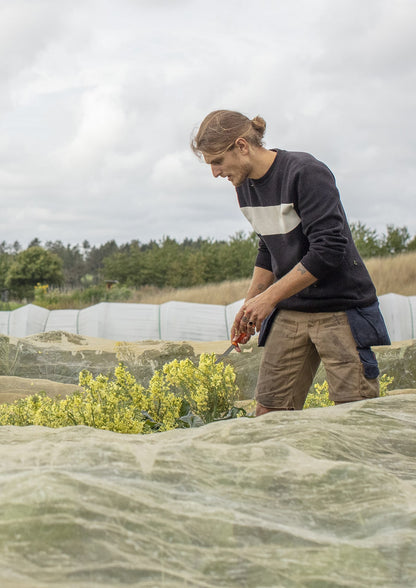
[211,164,221,178]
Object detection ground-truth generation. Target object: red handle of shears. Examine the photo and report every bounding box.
[231,332,247,347]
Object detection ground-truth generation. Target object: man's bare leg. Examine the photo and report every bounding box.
[256,402,283,416]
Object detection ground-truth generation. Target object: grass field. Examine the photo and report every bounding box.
[126,279,250,306]
[365,251,416,297]
[133,251,416,305]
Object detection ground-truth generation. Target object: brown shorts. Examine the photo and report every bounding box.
[255,310,379,410]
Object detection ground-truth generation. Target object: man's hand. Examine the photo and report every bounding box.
[231,262,317,348]
[231,290,274,347]
[231,305,256,349]
[235,290,277,334]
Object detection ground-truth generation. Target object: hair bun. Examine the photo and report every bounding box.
[251,116,266,137]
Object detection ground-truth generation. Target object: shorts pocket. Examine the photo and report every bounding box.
[258,307,279,347]
[346,302,390,347]
[357,348,379,379]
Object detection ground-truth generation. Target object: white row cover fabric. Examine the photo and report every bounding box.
[45,309,79,334]
[0,294,414,342]
[78,303,160,341]
[378,293,416,342]
[159,301,230,342]
[6,304,50,338]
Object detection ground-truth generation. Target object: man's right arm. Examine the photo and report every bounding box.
[231,266,275,342]
[244,266,275,302]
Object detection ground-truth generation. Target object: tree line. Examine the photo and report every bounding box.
[1,224,415,300]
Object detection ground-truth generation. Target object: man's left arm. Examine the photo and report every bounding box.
[296,162,348,279]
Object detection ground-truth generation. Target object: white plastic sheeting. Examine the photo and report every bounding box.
[45,310,79,334]
[0,294,414,342]
[159,301,230,342]
[7,304,50,338]
[378,293,415,342]
[225,299,244,336]
[78,303,160,341]
[0,311,10,337]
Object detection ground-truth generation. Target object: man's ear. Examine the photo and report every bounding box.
[235,137,250,154]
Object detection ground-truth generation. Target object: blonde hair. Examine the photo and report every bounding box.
[191,110,266,158]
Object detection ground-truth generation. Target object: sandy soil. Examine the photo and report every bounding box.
[0,376,81,403]
[16,332,231,355]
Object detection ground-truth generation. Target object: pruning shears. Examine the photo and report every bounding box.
[215,332,247,364]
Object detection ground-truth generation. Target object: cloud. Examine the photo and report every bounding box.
[0,0,414,248]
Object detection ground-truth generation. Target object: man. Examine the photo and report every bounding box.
[191,109,390,415]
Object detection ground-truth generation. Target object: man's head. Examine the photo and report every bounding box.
[191,110,267,187]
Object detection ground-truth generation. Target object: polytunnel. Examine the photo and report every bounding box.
[0,293,414,343]
[378,293,415,342]
[77,303,161,341]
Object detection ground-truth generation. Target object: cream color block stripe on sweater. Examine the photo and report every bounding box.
[240,203,301,236]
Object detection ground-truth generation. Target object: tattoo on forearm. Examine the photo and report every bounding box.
[256,283,266,293]
[296,264,307,275]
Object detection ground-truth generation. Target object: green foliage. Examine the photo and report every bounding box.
[304,373,394,409]
[33,283,133,309]
[0,224,414,298]
[0,251,13,293]
[380,225,411,255]
[407,235,416,251]
[102,232,258,289]
[5,246,64,300]
[350,222,381,258]
[84,239,119,283]
[45,241,86,288]
[0,301,22,311]
[34,284,108,308]
[350,222,411,258]
[0,355,240,433]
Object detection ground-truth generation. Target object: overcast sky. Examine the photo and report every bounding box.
[0,0,415,248]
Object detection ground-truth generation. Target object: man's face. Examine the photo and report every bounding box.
[203,147,251,188]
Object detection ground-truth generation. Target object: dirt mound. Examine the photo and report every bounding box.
[0,376,80,404]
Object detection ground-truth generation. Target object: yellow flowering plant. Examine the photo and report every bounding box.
[162,353,239,423]
[304,373,394,409]
[0,348,394,432]
[33,283,49,302]
[0,354,240,433]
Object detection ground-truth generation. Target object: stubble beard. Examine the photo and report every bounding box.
[232,162,252,187]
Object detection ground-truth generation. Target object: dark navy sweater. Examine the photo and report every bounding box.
[236,149,377,312]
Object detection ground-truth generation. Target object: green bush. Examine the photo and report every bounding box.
[6,247,63,300]
[33,283,133,309]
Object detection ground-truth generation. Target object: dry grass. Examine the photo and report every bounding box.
[132,252,416,305]
[365,251,416,296]
[128,279,250,305]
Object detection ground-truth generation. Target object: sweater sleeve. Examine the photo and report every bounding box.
[296,162,348,279]
[255,236,273,271]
